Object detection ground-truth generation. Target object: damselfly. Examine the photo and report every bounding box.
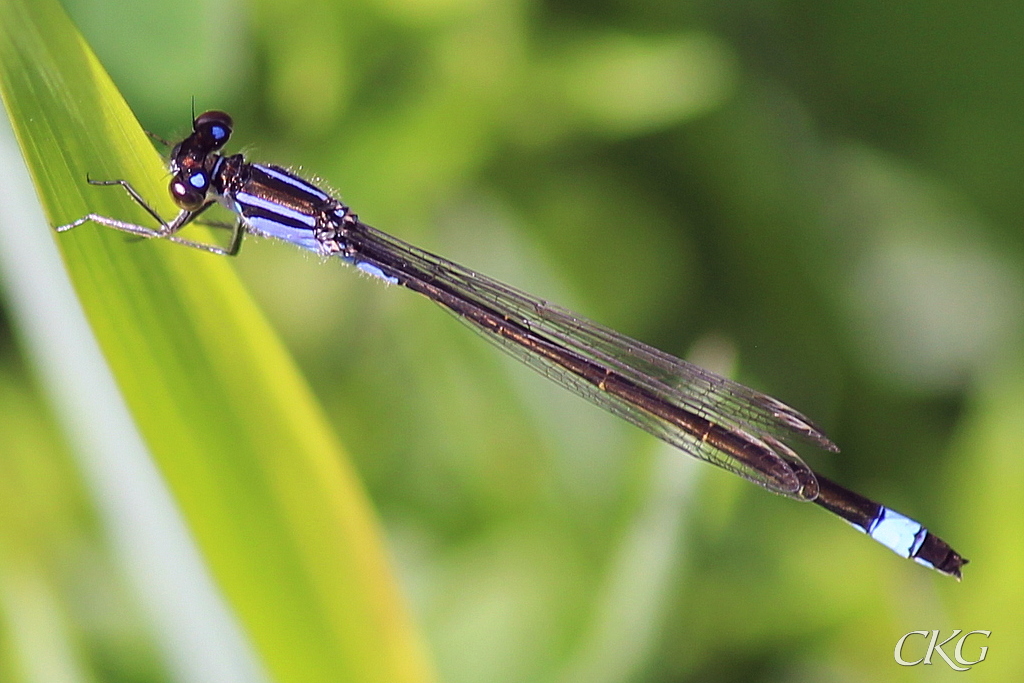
[57,111,967,578]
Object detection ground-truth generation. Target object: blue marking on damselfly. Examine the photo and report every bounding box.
[356,261,400,284]
[55,110,968,579]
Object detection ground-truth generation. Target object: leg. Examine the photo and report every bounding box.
[145,129,172,147]
[166,226,244,256]
[124,217,243,255]
[84,177,170,227]
[58,211,244,257]
[56,178,244,257]
[153,202,243,255]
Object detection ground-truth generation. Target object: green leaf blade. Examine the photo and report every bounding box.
[0,1,433,682]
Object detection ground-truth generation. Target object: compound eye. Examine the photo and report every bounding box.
[170,170,208,210]
[194,110,233,148]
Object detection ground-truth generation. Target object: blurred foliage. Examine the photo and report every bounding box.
[0,356,168,683]
[1,0,1023,681]
[0,0,433,681]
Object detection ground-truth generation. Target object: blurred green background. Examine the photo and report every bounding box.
[1,0,1022,681]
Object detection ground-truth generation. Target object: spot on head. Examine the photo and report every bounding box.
[171,175,206,210]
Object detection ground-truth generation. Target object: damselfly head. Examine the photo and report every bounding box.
[166,111,234,210]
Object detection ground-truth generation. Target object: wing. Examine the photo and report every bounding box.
[344,221,833,499]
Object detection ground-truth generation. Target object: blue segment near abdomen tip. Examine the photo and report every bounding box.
[865,508,927,559]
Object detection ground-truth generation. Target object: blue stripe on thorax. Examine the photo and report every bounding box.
[251,163,332,203]
[242,214,322,252]
[234,191,317,227]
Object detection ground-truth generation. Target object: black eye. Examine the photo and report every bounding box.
[170,172,207,210]
[194,110,233,149]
